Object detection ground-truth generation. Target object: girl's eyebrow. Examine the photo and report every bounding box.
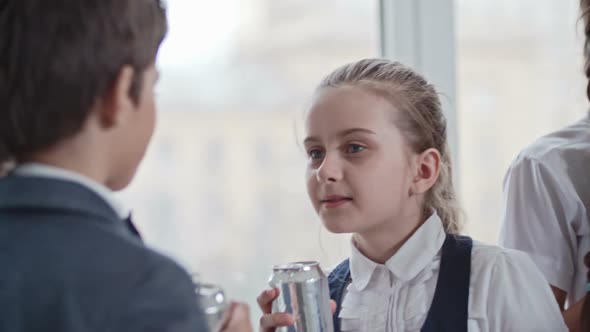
[303,128,377,145]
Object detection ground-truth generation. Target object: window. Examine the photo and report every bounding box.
[118,0,379,314]
[456,0,587,242]
[380,0,587,243]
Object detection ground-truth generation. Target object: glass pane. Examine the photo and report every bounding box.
[118,0,379,317]
[456,0,587,242]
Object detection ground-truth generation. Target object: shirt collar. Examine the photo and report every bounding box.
[12,163,129,219]
[349,212,446,290]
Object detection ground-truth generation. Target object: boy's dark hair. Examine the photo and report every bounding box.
[582,0,590,101]
[0,0,168,163]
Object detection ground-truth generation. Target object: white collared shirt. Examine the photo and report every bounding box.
[338,213,567,332]
[11,162,129,219]
[499,114,590,306]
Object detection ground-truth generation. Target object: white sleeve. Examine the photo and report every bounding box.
[486,250,567,332]
[498,156,578,292]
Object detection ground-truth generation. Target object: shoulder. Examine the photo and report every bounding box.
[509,117,590,172]
[38,217,197,302]
[123,248,197,307]
[469,242,545,289]
[471,241,533,268]
[14,219,203,329]
[468,242,568,331]
[91,234,195,295]
[100,242,205,330]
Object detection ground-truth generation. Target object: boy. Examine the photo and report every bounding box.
[0,1,251,331]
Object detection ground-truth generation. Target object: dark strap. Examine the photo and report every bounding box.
[327,234,472,332]
[421,234,472,332]
[327,259,350,332]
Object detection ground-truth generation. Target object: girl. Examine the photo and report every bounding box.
[257,59,566,331]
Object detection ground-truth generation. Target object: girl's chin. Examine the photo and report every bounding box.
[320,218,357,234]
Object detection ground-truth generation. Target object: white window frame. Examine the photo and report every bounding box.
[379,0,459,183]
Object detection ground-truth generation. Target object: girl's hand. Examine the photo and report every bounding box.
[256,288,336,332]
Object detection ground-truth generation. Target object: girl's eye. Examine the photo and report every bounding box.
[346,144,366,154]
[308,149,325,160]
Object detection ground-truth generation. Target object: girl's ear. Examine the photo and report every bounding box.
[410,148,441,195]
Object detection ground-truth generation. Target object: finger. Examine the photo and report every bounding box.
[225,303,252,331]
[256,288,279,313]
[259,313,294,331]
[329,300,337,314]
[217,301,238,332]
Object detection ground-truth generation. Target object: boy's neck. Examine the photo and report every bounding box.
[353,212,425,264]
[22,141,111,189]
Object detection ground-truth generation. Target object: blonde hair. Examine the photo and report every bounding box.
[317,58,462,234]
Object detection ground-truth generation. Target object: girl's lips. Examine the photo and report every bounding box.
[321,196,353,209]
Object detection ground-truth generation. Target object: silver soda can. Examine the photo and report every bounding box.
[194,282,228,332]
[269,261,334,332]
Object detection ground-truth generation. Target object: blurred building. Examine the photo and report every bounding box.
[117,0,587,312]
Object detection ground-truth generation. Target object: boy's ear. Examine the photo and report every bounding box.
[410,148,441,195]
[98,65,135,128]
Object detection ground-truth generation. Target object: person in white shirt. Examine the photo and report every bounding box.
[499,1,590,331]
[499,114,590,331]
[256,58,566,331]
